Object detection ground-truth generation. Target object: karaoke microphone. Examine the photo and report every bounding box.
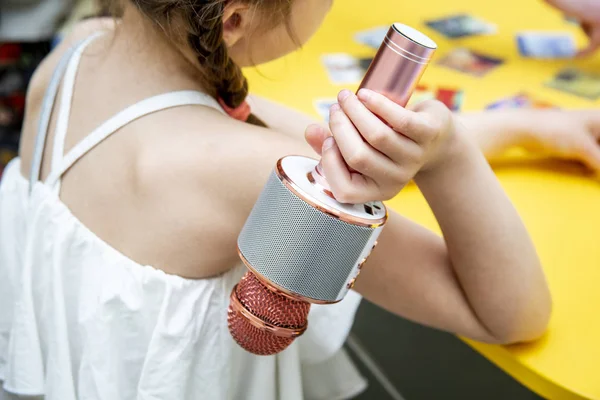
[227,23,437,356]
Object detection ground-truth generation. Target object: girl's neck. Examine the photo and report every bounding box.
[114,4,212,95]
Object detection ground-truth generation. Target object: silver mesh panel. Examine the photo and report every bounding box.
[238,172,376,302]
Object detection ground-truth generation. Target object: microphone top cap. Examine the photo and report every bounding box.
[392,23,438,50]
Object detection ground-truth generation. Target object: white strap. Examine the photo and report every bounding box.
[29,43,79,193]
[44,90,224,188]
[50,32,104,194]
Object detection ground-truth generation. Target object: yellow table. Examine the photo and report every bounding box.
[244,0,600,399]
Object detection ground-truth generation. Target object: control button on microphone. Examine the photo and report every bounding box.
[358,258,368,270]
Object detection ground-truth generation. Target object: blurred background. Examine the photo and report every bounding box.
[0,0,95,177]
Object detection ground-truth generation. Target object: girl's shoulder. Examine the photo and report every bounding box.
[25,18,116,114]
[43,18,115,68]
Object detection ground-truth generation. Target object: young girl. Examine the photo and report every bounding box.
[0,1,553,399]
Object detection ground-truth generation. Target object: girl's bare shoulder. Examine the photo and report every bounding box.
[27,18,115,103]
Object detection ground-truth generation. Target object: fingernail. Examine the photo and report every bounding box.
[330,103,341,113]
[306,123,320,132]
[357,88,371,102]
[338,89,352,102]
[322,136,335,151]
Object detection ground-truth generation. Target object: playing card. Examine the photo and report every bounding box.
[313,98,337,122]
[436,87,465,111]
[516,32,576,59]
[486,93,558,110]
[426,14,496,38]
[354,26,389,49]
[437,48,503,77]
[546,68,600,100]
[407,87,436,108]
[408,84,464,111]
[321,53,373,84]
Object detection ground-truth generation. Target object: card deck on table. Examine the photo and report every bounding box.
[546,68,600,100]
[354,26,389,49]
[486,93,558,110]
[321,53,373,84]
[437,48,503,77]
[516,31,576,59]
[425,14,496,38]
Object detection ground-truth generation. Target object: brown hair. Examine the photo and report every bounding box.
[105,0,293,124]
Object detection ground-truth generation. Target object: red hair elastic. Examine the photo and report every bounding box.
[218,98,252,122]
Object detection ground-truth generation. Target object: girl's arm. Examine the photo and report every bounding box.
[235,94,552,343]
[250,94,600,173]
[223,90,551,344]
[458,109,600,171]
[247,95,318,141]
[258,90,598,181]
[297,91,550,344]
[353,136,551,344]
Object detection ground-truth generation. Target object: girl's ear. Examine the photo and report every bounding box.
[222,3,251,47]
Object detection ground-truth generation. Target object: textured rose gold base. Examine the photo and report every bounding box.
[227,272,310,356]
[227,307,296,355]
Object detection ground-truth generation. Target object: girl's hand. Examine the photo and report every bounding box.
[519,110,600,172]
[305,88,461,203]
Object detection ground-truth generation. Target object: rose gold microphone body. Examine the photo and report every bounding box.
[228,23,437,356]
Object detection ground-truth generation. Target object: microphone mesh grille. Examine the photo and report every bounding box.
[236,272,311,327]
[238,172,376,302]
[227,311,295,355]
[227,272,310,355]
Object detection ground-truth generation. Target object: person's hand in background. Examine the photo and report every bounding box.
[458,109,600,173]
[545,0,600,56]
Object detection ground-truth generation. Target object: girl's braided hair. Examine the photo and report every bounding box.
[101,0,294,125]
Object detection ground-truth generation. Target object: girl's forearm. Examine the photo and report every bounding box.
[456,110,541,159]
[414,136,552,342]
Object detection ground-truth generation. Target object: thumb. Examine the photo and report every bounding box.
[305,124,331,156]
[575,136,600,173]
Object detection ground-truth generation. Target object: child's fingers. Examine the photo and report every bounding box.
[320,137,379,203]
[337,90,419,159]
[329,104,401,180]
[356,89,432,144]
[305,124,331,156]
